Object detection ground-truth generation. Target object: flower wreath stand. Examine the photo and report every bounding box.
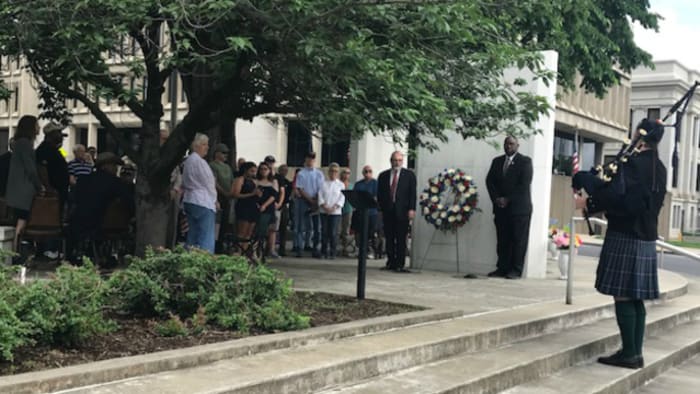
[415,168,480,277]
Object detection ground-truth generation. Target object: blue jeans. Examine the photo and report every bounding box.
[184,203,216,253]
[294,199,321,252]
[321,214,340,257]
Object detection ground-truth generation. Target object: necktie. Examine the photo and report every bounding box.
[390,169,399,203]
[502,157,510,175]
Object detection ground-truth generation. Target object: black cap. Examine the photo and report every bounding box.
[637,118,664,145]
[264,155,276,163]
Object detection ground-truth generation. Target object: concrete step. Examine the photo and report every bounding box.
[632,354,700,394]
[319,294,700,394]
[502,317,700,394]
[54,291,691,394]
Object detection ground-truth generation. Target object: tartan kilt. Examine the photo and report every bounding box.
[595,231,659,300]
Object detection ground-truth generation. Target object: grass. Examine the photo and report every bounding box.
[668,240,700,249]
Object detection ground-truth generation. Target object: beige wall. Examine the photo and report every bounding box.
[550,174,672,239]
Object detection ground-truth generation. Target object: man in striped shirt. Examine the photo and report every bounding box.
[67,144,94,186]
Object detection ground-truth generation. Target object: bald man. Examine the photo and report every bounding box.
[485,136,533,279]
[377,151,416,273]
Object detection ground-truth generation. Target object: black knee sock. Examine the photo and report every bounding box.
[615,301,637,358]
[634,300,646,357]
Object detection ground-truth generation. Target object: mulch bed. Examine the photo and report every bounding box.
[0,292,423,376]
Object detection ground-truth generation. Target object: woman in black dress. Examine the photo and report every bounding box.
[575,118,667,369]
[232,162,262,244]
[255,162,279,252]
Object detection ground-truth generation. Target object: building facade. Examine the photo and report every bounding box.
[631,60,700,239]
[549,72,632,234]
[0,56,365,170]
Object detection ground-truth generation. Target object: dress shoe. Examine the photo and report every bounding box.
[505,271,522,279]
[380,266,392,271]
[393,267,412,273]
[487,269,506,278]
[597,351,643,369]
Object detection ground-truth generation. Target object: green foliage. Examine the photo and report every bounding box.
[107,247,309,333]
[155,314,189,337]
[0,0,659,158]
[0,262,115,362]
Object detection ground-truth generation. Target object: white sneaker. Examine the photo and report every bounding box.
[44,251,59,259]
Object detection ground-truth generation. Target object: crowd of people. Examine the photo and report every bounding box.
[0,116,416,267]
[183,136,390,262]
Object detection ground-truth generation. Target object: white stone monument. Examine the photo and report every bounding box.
[411,51,558,278]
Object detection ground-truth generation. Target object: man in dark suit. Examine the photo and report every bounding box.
[377,151,417,273]
[486,136,533,279]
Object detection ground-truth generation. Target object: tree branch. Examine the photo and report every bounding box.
[38,73,138,162]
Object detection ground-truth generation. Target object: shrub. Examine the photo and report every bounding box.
[155,314,189,337]
[0,298,29,362]
[0,261,116,362]
[108,248,309,333]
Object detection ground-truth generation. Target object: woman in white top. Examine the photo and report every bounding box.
[181,133,217,253]
[318,163,345,259]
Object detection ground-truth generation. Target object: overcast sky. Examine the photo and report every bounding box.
[633,0,700,72]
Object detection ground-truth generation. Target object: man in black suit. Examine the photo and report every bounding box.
[377,151,417,273]
[486,136,533,279]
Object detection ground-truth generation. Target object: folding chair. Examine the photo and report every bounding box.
[225,213,273,264]
[19,194,65,263]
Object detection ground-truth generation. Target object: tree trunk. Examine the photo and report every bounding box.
[134,173,171,256]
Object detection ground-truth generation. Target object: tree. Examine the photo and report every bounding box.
[0,0,658,252]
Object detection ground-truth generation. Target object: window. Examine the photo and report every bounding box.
[76,128,88,146]
[0,128,9,154]
[12,85,18,112]
[647,108,660,120]
[552,130,596,175]
[322,136,350,167]
[286,120,312,167]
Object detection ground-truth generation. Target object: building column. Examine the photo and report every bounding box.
[276,115,288,165]
[88,123,98,151]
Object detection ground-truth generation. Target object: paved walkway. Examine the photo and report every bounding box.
[268,255,601,314]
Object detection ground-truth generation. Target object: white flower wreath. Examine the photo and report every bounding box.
[419,168,480,232]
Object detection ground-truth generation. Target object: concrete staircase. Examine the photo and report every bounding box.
[51,272,700,394]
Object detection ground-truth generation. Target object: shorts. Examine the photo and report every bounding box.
[14,208,30,221]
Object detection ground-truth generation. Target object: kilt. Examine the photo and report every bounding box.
[595,231,659,300]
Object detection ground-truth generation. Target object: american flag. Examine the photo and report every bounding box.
[572,148,579,175]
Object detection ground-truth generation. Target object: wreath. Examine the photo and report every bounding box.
[419,168,480,232]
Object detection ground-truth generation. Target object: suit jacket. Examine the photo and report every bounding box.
[377,168,417,216]
[486,153,533,216]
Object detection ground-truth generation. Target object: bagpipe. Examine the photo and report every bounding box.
[572,81,699,235]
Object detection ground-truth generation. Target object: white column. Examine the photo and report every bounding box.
[88,123,98,150]
[276,115,288,165]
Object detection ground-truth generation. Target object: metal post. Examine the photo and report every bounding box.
[566,215,575,305]
[658,235,665,269]
[357,208,369,300]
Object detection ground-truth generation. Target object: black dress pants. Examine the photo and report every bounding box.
[494,213,531,275]
[383,211,409,269]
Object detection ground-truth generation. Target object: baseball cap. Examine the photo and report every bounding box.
[264,155,276,163]
[215,143,230,153]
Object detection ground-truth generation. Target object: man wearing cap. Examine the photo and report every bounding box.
[210,143,234,249]
[36,122,69,206]
[294,151,325,258]
[66,152,135,264]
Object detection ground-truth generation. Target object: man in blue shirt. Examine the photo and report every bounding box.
[352,165,379,258]
[293,151,325,258]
